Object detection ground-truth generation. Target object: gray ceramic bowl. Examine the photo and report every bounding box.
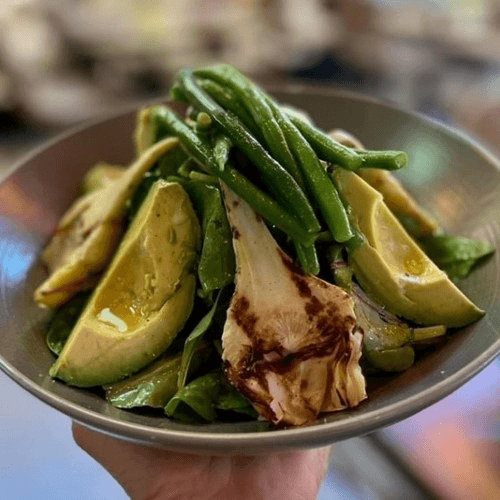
[1,88,499,455]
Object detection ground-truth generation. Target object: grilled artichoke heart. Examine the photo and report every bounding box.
[221,184,366,427]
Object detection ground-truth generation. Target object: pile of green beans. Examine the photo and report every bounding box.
[163,64,409,274]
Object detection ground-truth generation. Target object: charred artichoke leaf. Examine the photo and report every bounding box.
[221,184,366,427]
[34,137,180,309]
[81,163,125,194]
[134,107,157,156]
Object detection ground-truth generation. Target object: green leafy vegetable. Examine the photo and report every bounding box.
[153,105,316,245]
[216,387,259,418]
[420,234,495,280]
[165,370,255,422]
[46,292,91,355]
[327,244,353,293]
[104,354,182,409]
[184,182,235,295]
[43,63,493,428]
[178,292,222,389]
[176,68,321,235]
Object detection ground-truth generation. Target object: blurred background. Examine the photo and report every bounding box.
[1,1,500,499]
[2,0,500,151]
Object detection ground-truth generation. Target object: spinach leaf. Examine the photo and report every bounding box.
[185,181,235,295]
[178,293,221,388]
[104,354,182,409]
[217,386,259,418]
[178,285,234,389]
[165,371,223,421]
[165,370,256,422]
[46,292,91,355]
[420,234,494,280]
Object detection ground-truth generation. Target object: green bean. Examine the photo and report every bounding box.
[285,110,363,171]
[213,134,232,172]
[194,65,303,186]
[208,102,318,273]
[197,79,261,140]
[177,159,194,178]
[263,95,354,243]
[165,175,189,185]
[214,133,318,273]
[212,135,318,276]
[356,150,409,170]
[170,82,189,103]
[192,66,353,241]
[294,241,320,275]
[266,94,307,189]
[176,69,321,234]
[195,111,213,132]
[188,171,219,184]
[154,106,316,245]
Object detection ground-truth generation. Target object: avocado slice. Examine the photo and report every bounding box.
[50,181,200,386]
[35,137,180,309]
[357,168,440,238]
[334,169,484,327]
[327,128,439,237]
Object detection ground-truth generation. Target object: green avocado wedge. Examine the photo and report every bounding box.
[334,169,484,327]
[50,181,200,387]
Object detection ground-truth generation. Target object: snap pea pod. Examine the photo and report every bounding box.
[154,106,316,245]
[184,181,235,295]
[175,69,321,234]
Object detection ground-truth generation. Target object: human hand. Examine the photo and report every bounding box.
[73,424,331,500]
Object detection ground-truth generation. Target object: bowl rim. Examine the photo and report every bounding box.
[1,86,500,451]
